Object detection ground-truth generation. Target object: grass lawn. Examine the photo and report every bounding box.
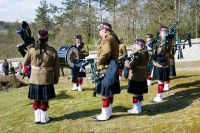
[0,71,200,133]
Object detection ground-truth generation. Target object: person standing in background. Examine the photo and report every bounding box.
[71,35,89,91]
[146,33,154,86]
[2,59,9,75]
[152,25,172,103]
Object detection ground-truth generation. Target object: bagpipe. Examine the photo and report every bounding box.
[16,21,35,57]
[151,21,192,60]
[16,21,35,79]
[58,45,102,97]
[74,59,104,97]
[168,22,192,59]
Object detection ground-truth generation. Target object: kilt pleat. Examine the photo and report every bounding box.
[152,66,170,81]
[128,80,148,95]
[28,84,55,100]
[96,81,120,97]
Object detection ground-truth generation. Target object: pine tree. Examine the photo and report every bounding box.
[35,0,51,30]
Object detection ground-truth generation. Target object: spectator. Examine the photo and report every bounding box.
[2,59,9,75]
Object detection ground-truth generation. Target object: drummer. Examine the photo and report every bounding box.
[71,35,89,91]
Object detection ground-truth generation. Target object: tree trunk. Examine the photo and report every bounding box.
[87,0,91,44]
[195,8,198,38]
[112,0,116,29]
[99,0,103,22]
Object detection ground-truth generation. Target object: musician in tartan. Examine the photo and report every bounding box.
[152,25,173,102]
[23,29,60,124]
[71,35,89,91]
[125,39,149,114]
[94,22,120,121]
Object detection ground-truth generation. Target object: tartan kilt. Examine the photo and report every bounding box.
[169,65,176,77]
[152,66,170,81]
[96,80,120,97]
[96,71,120,97]
[96,57,121,97]
[128,80,148,95]
[28,84,56,100]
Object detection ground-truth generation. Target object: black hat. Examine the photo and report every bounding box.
[98,22,112,30]
[147,33,153,38]
[160,25,169,32]
[135,39,145,45]
[75,35,82,40]
[38,29,48,41]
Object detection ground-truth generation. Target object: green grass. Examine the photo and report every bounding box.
[0,71,200,133]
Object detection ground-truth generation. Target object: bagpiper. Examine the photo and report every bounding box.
[152,25,173,103]
[23,29,60,124]
[94,22,120,121]
[125,39,149,114]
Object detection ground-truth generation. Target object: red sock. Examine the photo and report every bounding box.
[133,97,139,103]
[109,97,114,104]
[147,72,152,80]
[33,100,40,110]
[40,101,49,111]
[158,84,164,93]
[76,77,83,85]
[119,69,123,77]
[102,98,110,108]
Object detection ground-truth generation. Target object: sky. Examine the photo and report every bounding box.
[0,0,62,22]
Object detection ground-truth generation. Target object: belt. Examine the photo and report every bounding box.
[136,66,146,69]
[31,65,53,71]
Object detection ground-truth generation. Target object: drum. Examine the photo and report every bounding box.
[58,45,79,68]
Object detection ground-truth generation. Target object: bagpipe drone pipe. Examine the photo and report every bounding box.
[16,21,35,57]
[127,48,148,61]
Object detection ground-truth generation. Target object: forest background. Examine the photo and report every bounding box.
[0,0,200,59]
